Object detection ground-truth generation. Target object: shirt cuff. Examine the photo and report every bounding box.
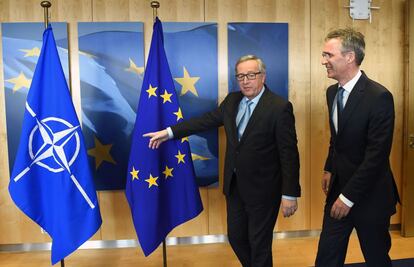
[282,195,296,200]
[339,194,354,208]
[166,127,174,139]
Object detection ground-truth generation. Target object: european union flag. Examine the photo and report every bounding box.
[8,26,102,265]
[78,22,144,190]
[228,23,289,99]
[163,23,219,186]
[125,17,203,256]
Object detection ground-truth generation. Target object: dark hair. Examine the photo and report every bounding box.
[326,28,365,65]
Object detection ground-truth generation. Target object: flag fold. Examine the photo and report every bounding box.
[9,26,102,265]
[125,17,203,256]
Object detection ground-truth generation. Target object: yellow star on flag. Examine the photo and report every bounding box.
[175,150,186,164]
[174,67,200,97]
[6,72,32,93]
[160,89,173,104]
[146,84,158,98]
[145,174,159,188]
[173,108,184,121]
[181,137,189,143]
[125,58,144,75]
[19,47,40,57]
[87,137,116,169]
[192,153,210,161]
[163,165,174,179]
[130,166,139,180]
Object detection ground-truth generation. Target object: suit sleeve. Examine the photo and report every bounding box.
[276,102,301,197]
[324,89,334,172]
[342,91,395,204]
[324,138,334,172]
[171,97,226,139]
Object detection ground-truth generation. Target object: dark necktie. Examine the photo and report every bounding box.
[337,87,345,114]
[336,87,345,130]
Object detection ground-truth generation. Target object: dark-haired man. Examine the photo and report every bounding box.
[315,28,400,267]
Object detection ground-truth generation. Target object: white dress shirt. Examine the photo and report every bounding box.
[331,70,362,208]
[332,70,362,133]
[168,86,297,201]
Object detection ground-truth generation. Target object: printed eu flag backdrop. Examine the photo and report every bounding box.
[8,26,102,265]
[125,17,203,256]
[78,22,144,190]
[2,22,69,175]
[77,22,218,189]
[163,22,218,186]
[228,23,288,99]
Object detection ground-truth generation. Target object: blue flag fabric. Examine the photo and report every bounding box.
[2,22,69,176]
[163,23,219,186]
[228,23,289,99]
[78,23,144,190]
[125,17,203,256]
[8,26,102,265]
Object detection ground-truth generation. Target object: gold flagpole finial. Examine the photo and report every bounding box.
[150,1,160,22]
[40,1,52,29]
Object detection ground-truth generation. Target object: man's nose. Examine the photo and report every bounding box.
[242,76,250,83]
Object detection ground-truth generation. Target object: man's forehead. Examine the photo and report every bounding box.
[325,38,342,47]
[237,60,259,71]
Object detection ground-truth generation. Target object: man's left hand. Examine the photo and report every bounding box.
[330,198,351,220]
[281,198,298,218]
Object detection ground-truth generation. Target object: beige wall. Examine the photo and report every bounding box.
[0,0,405,244]
[402,0,414,237]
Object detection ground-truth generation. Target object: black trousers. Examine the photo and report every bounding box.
[315,201,392,267]
[226,178,281,267]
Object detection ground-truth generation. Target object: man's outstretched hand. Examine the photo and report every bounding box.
[143,129,169,149]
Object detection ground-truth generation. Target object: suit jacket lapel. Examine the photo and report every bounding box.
[230,92,244,144]
[239,87,269,143]
[337,73,367,135]
[327,86,337,136]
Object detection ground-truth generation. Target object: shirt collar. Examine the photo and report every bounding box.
[242,86,265,105]
[340,70,362,93]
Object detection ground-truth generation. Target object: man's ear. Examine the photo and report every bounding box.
[347,51,356,64]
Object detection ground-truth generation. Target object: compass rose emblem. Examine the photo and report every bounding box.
[28,116,80,173]
[12,103,96,209]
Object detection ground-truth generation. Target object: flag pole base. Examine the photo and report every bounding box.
[163,240,167,267]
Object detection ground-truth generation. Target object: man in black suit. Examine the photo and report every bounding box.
[315,28,400,267]
[144,55,301,267]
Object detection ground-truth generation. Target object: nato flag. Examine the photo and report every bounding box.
[8,26,102,264]
[125,17,203,256]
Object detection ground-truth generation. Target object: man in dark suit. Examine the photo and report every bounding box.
[315,28,400,267]
[144,55,301,267]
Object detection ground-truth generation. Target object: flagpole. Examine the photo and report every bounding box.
[151,1,160,22]
[162,240,167,267]
[39,3,66,267]
[40,1,51,29]
[150,3,166,266]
